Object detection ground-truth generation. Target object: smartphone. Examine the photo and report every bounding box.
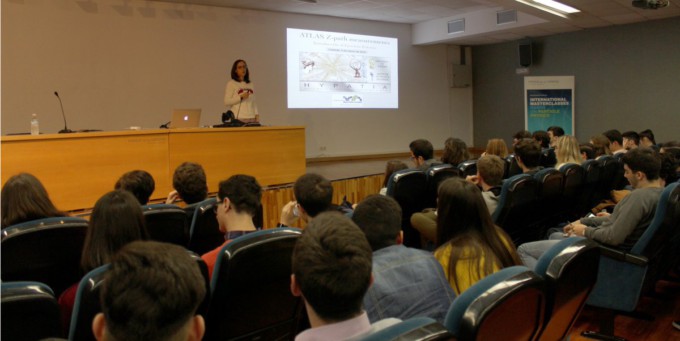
[586,213,596,218]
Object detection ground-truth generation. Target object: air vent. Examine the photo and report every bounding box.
[497,9,517,25]
[447,19,465,34]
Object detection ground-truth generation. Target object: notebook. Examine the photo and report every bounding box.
[170,109,201,128]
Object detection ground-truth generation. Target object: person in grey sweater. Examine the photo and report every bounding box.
[517,148,663,269]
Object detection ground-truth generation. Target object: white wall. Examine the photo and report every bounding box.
[2,0,473,157]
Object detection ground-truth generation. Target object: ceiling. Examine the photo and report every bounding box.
[151,0,680,44]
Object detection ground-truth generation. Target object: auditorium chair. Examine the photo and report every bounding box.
[593,156,620,204]
[205,228,304,341]
[579,159,602,216]
[540,148,557,168]
[533,237,600,341]
[533,168,564,236]
[359,317,454,341]
[68,251,210,341]
[582,182,679,340]
[141,204,189,247]
[444,266,546,340]
[504,154,523,179]
[188,198,225,255]
[559,163,584,220]
[457,159,478,177]
[425,164,462,208]
[1,281,62,341]
[492,174,539,245]
[1,217,88,297]
[386,169,429,248]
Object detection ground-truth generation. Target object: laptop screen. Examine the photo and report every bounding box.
[170,109,201,128]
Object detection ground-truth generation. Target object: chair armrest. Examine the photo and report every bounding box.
[598,244,648,266]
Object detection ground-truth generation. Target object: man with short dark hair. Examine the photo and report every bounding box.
[518,148,664,269]
[622,131,640,150]
[603,129,626,155]
[466,155,504,214]
[279,173,334,227]
[547,126,565,147]
[352,195,454,324]
[92,241,206,341]
[639,129,656,148]
[291,212,400,340]
[514,139,543,175]
[114,170,155,205]
[166,162,209,206]
[409,139,440,171]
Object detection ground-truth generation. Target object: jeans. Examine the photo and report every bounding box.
[517,232,568,270]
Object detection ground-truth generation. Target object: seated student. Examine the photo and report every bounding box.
[93,241,206,341]
[580,143,596,161]
[352,195,454,324]
[201,174,262,278]
[59,190,149,331]
[379,160,408,196]
[291,212,400,340]
[554,135,582,170]
[441,137,470,166]
[434,178,521,295]
[1,172,68,229]
[518,148,664,269]
[639,129,656,149]
[532,130,550,149]
[409,138,441,171]
[482,138,509,158]
[512,130,532,147]
[114,170,155,205]
[590,134,612,159]
[622,131,640,151]
[547,126,565,148]
[604,129,626,156]
[514,138,544,175]
[279,173,334,227]
[165,162,209,219]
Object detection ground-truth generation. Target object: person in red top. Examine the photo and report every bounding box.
[201,174,261,278]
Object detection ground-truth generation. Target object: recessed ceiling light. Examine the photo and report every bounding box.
[516,0,580,18]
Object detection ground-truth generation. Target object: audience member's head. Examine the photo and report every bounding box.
[639,129,656,148]
[660,152,680,186]
[173,162,208,205]
[580,143,595,161]
[294,173,333,219]
[622,131,640,150]
[660,141,680,158]
[93,241,206,341]
[352,195,402,252]
[514,138,542,171]
[532,130,550,149]
[215,174,262,231]
[1,173,67,229]
[81,190,148,273]
[476,155,504,187]
[409,139,434,166]
[555,135,582,166]
[603,129,624,152]
[547,126,565,146]
[382,160,408,188]
[512,130,531,146]
[590,134,612,157]
[484,138,509,158]
[291,212,372,323]
[114,170,155,205]
[621,148,662,188]
[441,138,470,166]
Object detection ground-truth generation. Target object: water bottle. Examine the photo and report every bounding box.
[30,113,39,135]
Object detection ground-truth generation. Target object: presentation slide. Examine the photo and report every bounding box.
[287,28,398,109]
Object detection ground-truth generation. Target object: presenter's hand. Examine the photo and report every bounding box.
[280,201,297,226]
[165,190,179,204]
[240,92,250,100]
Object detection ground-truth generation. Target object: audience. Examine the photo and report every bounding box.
[1,173,68,229]
[512,130,532,147]
[639,129,656,148]
[518,148,664,269]
[441,137,470,166]
[483,138,509,158]
[291,212,400,340]
[603,129,626,156]
[622,131,640,150]
[201,174,262,278]
[59,190,149,330]
[465,155,504,214]
[280,173,334,227]
[434,178,521,294]
[409,139,440,171]
[532,130,550,149]
[580,143,596,161]
[114,170,155,205]
[514,138,543,175]
[166,162,209,220]
[92,241,206,341]
[547,126,565,147]
[590,134,612,159]
[554,135,582,170]
[352,195,454,324]
[379,160,408,196]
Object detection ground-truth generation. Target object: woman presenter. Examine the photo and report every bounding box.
[224,59,259,123]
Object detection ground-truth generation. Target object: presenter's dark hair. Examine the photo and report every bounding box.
[352,195,402,251]
[1,173,67,228]
[217,174,262,217]
[409,139,434,160]
[81,190,148,272]
[114,170,155,205]
[230,59,250,83]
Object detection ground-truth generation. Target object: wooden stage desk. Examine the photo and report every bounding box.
[1,126,306,212]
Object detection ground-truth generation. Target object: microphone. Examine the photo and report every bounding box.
[54,91,74,133]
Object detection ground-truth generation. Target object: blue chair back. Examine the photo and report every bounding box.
[533,168,564,235]
[359,317,454,341]
[534,238,600,341]
[386,169,428,248]
[1,281,62,341]
[141,204,189,247]
[540,148,557,168]
[425,164,461,208]
[444,266,546,340]
[580,159,602,214]
[492,174,539,245]
[505,154,523,179]
[457,159,478,177]
[1,217,88,296]
[188,198,225,255]
[559,163,584,218]
[205,228,304,341]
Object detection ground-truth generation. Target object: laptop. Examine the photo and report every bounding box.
[170,109,201,128]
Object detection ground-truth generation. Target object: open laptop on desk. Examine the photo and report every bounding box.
[169,109,201,128]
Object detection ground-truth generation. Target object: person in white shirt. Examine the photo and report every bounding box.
[224,59,259,123]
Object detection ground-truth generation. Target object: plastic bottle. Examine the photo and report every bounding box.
[30,113,39,135]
